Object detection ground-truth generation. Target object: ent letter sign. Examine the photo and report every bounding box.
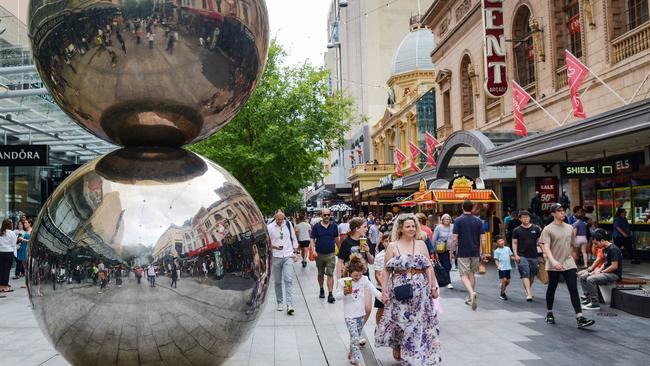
[483,0,507,97]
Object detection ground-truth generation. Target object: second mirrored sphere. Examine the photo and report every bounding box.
[27,148,271,365]
[29,0,269,146]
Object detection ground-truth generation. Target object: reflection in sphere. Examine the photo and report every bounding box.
[27,148,271,366]
[29,0,269,146]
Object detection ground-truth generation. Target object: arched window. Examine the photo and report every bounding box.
[460,55,474,119]
[513,6,536,88]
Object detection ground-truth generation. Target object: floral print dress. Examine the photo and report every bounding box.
[375,253,441,365]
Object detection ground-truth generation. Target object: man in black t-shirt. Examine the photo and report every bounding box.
[579,229,623,310]
[450,200,486,311]
[512,210,541,301]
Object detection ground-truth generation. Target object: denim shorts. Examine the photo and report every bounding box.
[517,257,539,279]
[498,270,511,279]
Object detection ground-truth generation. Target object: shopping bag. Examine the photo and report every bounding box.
[434,260,450,287]
[309,245,315,262]
[478,261,487,274]
[537,259,549,284]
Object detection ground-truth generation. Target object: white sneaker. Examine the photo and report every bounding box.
[276,304,283,311]
[446,283,454,289]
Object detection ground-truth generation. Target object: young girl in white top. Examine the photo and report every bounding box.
[336,254,382,366]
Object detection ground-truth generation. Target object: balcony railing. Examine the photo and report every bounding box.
[437,124,453,139]
[612,21,650,63]
[555,65,568,89]
[349,163,396,175]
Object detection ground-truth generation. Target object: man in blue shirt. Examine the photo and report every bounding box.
[451,200,486,311]
[311,208,340,303]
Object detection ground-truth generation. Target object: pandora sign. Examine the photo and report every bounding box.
[483,0,507,97]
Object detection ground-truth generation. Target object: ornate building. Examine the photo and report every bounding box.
[348,19,436,215]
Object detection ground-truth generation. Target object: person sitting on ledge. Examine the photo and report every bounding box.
[579,229,622,311]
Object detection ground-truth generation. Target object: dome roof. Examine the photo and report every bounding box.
[391,28,435,76]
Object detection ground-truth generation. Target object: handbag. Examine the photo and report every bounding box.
[478,260,487,274]
[537,258,549,284]
[392,240,416,301]
[434,259,450,287]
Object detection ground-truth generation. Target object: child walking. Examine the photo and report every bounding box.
[336,254,382,366]
[493,236,514,300]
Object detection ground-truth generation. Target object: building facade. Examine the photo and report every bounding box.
[314,0,433,207]
[416,0,650,256]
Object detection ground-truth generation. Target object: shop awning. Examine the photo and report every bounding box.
[430,188,500,203]
[484,99,650,165]
[394,189,500,205]
[187,241,221,257]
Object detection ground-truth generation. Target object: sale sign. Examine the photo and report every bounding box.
[536,177,559,214]
[482,0,507,97]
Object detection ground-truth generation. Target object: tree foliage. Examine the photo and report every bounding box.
[190,41,355,214]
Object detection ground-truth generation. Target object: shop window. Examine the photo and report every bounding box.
[613,187,632,221]
[632,185,650,224]
[597,188,614,224]
[460,55,474,119]
[513,6,536,89]
[416,88,436,167]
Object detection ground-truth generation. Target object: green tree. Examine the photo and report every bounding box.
[190,41,355,214]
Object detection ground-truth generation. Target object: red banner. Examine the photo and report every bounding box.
[408,142,420,172]
[350,153,355,165]
[425,132,438,167]
[511,81,531,136]
[566,50,589,118]
[356,147,363,162]
[395,148,406,177]
[536,177,559,214]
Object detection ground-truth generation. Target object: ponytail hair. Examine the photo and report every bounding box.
[345,253,367,275]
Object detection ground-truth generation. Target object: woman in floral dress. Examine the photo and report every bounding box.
[375,214,441,365]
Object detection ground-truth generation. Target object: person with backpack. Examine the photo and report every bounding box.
[268,209,298,315]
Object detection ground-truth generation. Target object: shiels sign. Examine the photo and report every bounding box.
[482,0,507,97]
[0,145,49,166]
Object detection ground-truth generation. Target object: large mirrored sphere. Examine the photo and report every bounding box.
[29,0,269,146]
[27,148,271,366]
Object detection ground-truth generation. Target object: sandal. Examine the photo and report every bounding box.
[1,288,14,293]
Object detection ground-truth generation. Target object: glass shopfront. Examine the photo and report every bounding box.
[580,151,650,254]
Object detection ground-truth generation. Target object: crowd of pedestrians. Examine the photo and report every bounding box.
[266,197,639,365]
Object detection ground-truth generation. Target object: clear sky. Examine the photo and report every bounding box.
[267,0,329,67]
[0,0,329,67]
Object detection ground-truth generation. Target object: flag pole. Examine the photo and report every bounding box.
[513,80,562,127]
[566,49,627,106]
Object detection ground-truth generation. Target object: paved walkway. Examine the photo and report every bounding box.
[2,260,650,365]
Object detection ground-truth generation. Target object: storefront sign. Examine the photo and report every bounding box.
[379,174,393,188]
[536,177,558,213]
[526,164,559,177]
[61,164,83,179]
[615,158,633,174]
[0,145,48,166]
[392,178,403,189]
[479,163,517,180]
[561,163,614,177]
[482,0,507,97]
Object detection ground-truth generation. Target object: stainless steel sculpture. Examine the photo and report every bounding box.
[27,1,270,365]
[29,0,269,146]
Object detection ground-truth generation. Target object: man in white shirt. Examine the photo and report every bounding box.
[268,209,298,315]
